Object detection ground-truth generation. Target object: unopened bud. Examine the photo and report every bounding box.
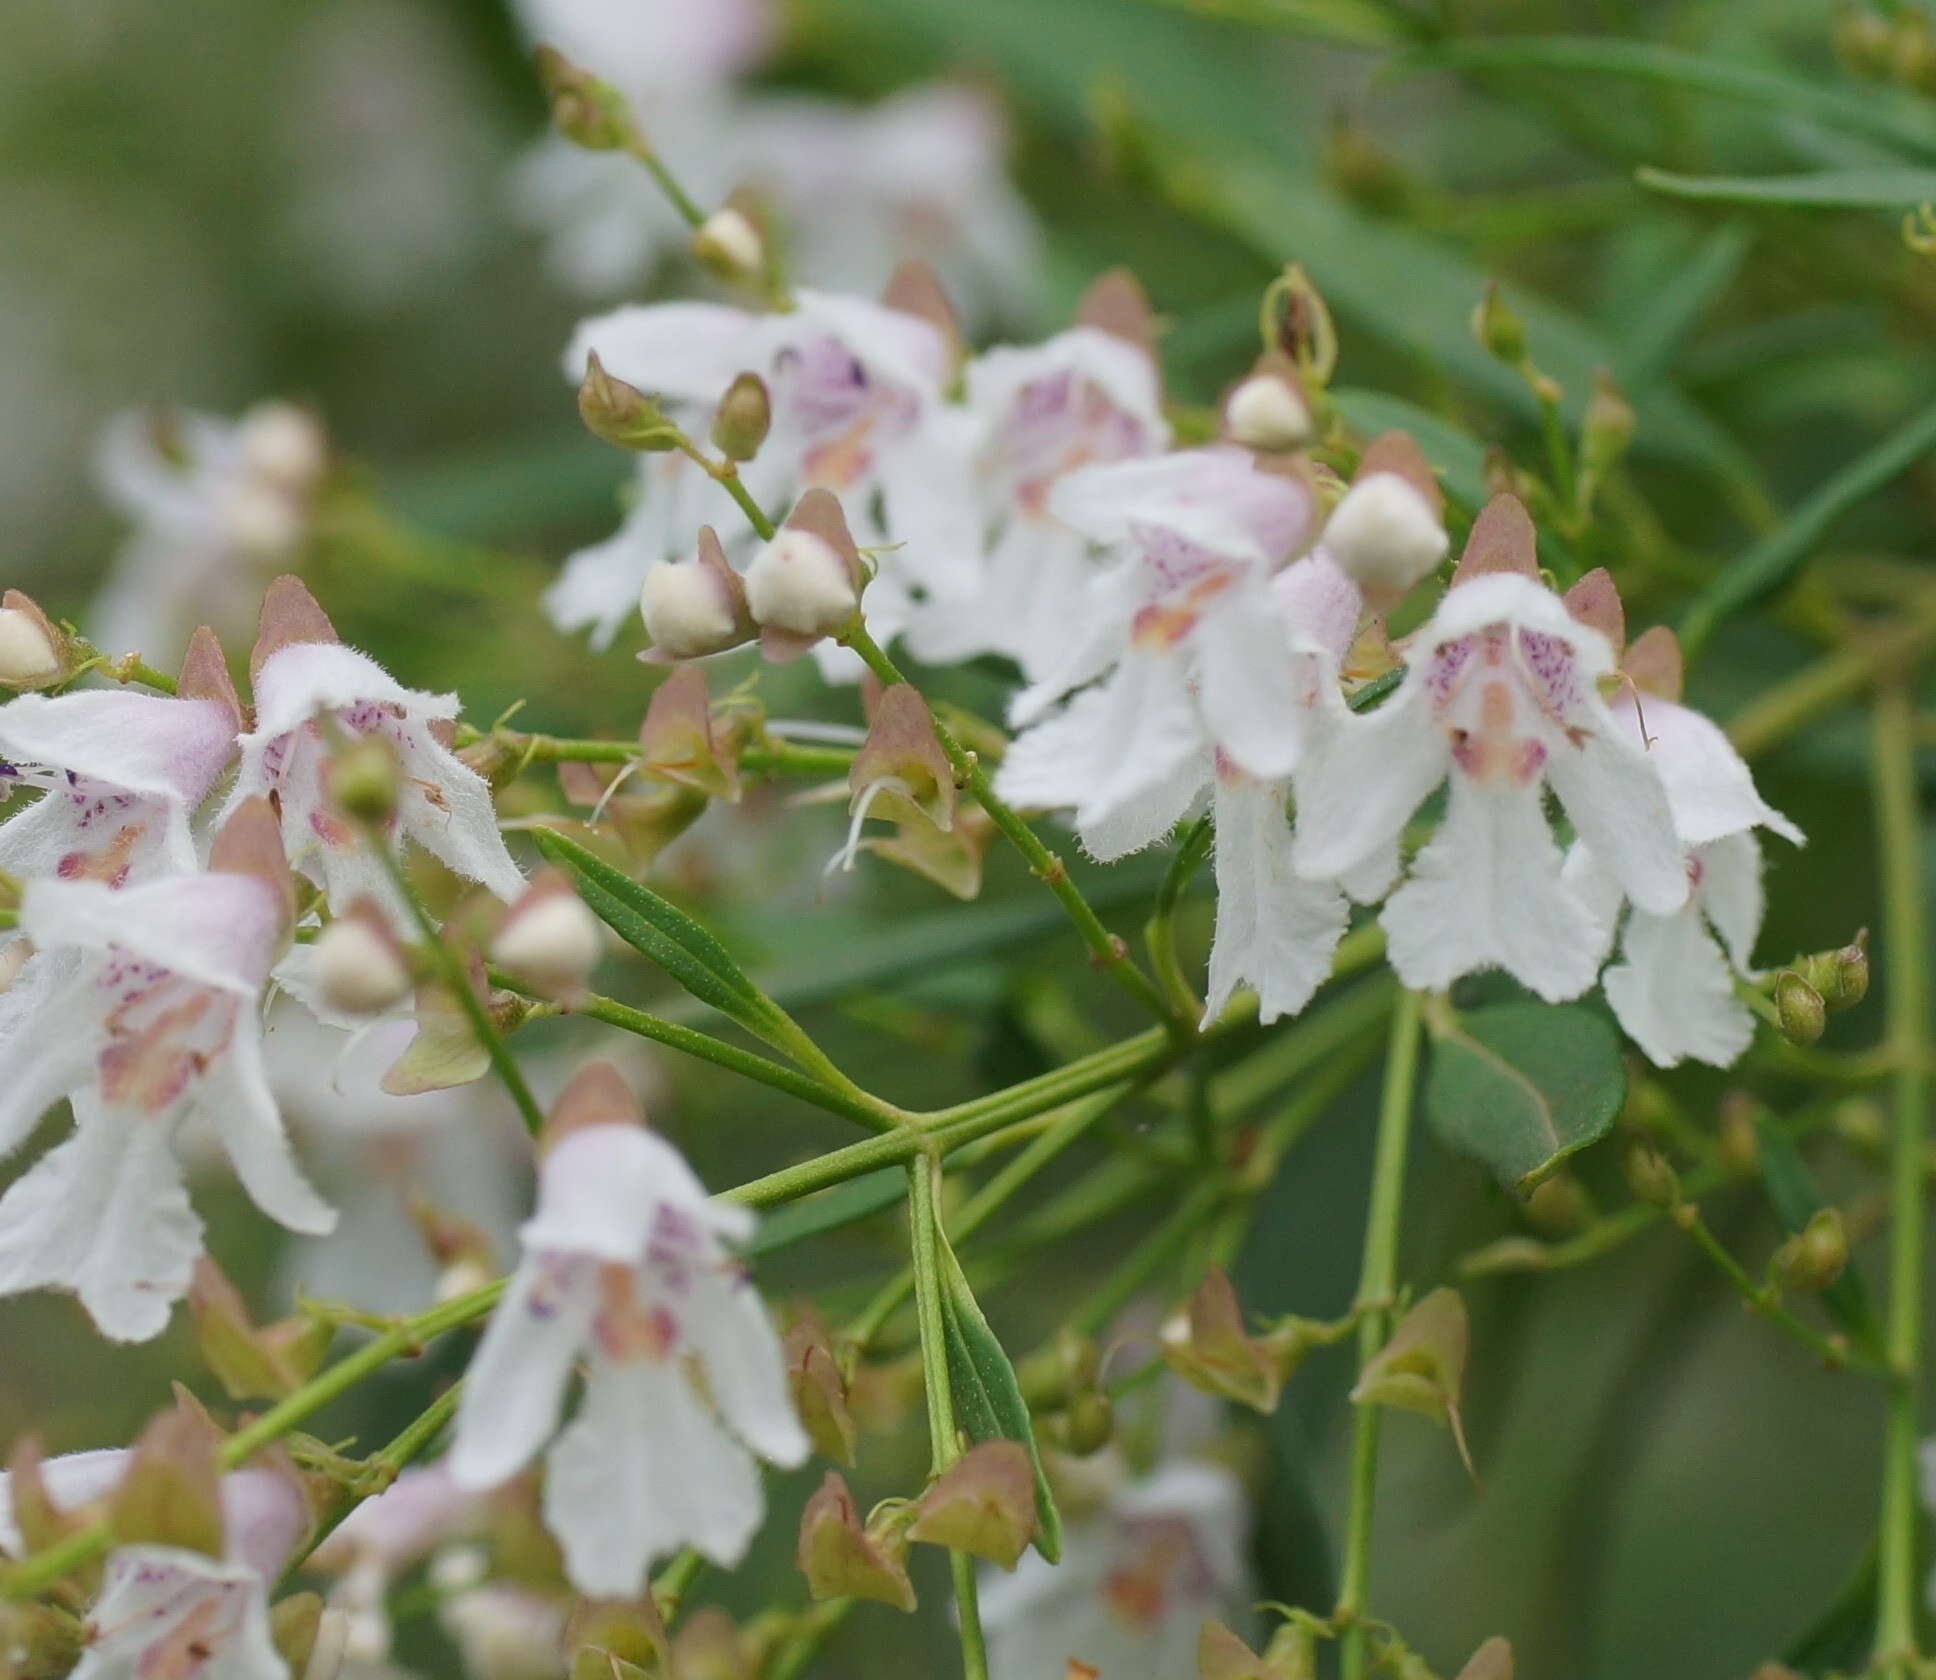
[1623,1139,1680,1208]
[1324,473,1448,597]
[1794,933,1869,1013]
[1772,1208,1849,1294]
[1224,357,1314,452]
[239,403,328,493]
[1833,1096,1887,1154]
[329,735,400,824]
[640,529,753,661]
[796,1472,915,1611]
[907,1441,1037,1570]
[1773,970,1827,1046]
[1717,1095,1761,1177]
[1471,281,1527,365]
[533,45,634,151]
[301,1607,351,1680]
[745,530,858,639]
[579,351,684,452]
[1578,368,1636,492]
[1523,1172,1593,1237]
[491,875,603,996]
[710,372,771,462]
[0,599,65,688]
[785,1320,857,1466]
[1042,1390,1114,1456]
[693,208,765,286]
[313,908,412,1016]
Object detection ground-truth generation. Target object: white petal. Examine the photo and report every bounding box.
[1191,591,1308,781]
[1558,840,1627,969]
[22,875,279,996]
[965,327,1164,444]
[1381,778,1603,1001]
[75,1545,285,1680]
[0,1102,202,1342]
[522,1125,713,1265]
[1077,755,1209,865]
[681,1267,809,1467]
[1605,907,1754,1069]
[1614,691,1804,847]
[1204,776,1348,1025]
[395,730,526,902]
[1048,447,1308,566]
[203,1025,337,1235]
[776,290,950,394]
[1272,550,1363,669]
[0,956,100,1160]
[0,1449,130,1555]
[1543,711,1690,917]
[563,301,759,404]
[449,1256,597,1490]
[1291,681,1446,883]
[0,691,236,806]
[1696,830,1767,974]
[219,1469,309,1581]
[543,1357,764,1595]
[249,643,433,742]
[1006,563,1145,726]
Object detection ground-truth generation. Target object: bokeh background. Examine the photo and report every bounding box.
[3,0,1933,1675]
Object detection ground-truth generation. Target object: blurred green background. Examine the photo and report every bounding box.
[3,0,1934,1676]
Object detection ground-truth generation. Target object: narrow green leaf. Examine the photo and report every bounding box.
[1754,1119,1882,1353]
[1639,166,1936,209]
[1782,1541,1878,1672]
[1424,1003,1626,1194]
[743,1168,907,1258]
[1406,37,1936,162]
[532,825,780,1036]
[1608,223,1754,391]
[1128,0,1413,51]
[936,1235,1063,1563]
[1678,396,1936,655]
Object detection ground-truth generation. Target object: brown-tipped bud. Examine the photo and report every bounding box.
[1325,440,1449,603]
[710,373,772,462]
[1269,263,1337,387]
[1772,1208,1850,1294]
[1074,268,1157,356]
[328,734,400,825]
[0,592,68,689]
[1524,1171,1594,1237]
[784,1319,857,1466]
[1794,932,1869,1014]
[1623,1139,1680,1208]
[1455,1636,1514,1680]
[1472,280,1527,364]
[1159,1267,1286,1414]
[638,663,740,799]
[1350,1288,1474,1477]
[312,901,414,1016]
[1578,367,1636,495]
[746,491,863,643]
[1041,1391,1114,1457]
[1773,970,1827,1046]
[850,685,955,834]
[491,872,603,999]
[111,1400,226,1558]
[795,1473,916,1611]
[907,1441,1037,1570]
[639,528,755,662]
[533,45,635,151]
[1224,353,1314,453]
[579,351,684,453]
[540,1058,645,1157]
[1717,1094,1762,1178]
[189,1257,334,1401]
[692,207,766,286]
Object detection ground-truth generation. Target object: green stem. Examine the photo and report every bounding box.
[624,140,706,229]
[1068,1176,1226,1338]
[1874,681,1931,1672]
[1337,990,1423,1680]
[841,623,1176,1027]
[457,727,854,780]
[709,463,778,541]
[1145,814,1215,1023]
[907,1152,991,1680]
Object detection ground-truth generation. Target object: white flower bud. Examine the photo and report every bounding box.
[439,1586,566,1680]
[428,1546,489,1595]
[312,916,412,1015]
[693,207,764,282]
[238,403,327,492]
[490,893,603,993]
[435,1255,496,1305]
[302,1607,352,1680]
[1321,472,1449,595]
[744,529,858,637]
[0,608,62,685]
[640,560,740,657]
[221,480,304,556]
[1225,372,1314,451]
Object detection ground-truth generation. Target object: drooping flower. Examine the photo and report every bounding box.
[0,799,334,1341]
[223,577,524,912]
[995,446,1317,861]
[1566,625,1803,1066]
[1293,497,1687,1002]
[904,273,1169,678]
[449,1062,806,1596]
[89,405,328,665]
[978,1461,1252,1680]
[311,1464,481,1667]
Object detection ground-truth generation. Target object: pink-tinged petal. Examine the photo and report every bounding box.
[201,1024,336,1236]
[1609,691,1803,848]
[1604,907,1754,1069]
[544,1357,765,1595]
[1204,775,1348,1026]
[1272,551,1363,672]
[219,1468,309,1581]
[1696,830,1767,974]
[449,1256,599,1491]
[321,1465,475,1572]
[778,290,952,395]
[1049,447,1310,569]
[966,326,1165,447]
[0,956,102,1159]
[1381,778,1603,1002]
[1542,712,1688,918]
[248,642,434,741]
[22,875,281,996]
[0,691,236,808]
[0,1099,203,1343]
[394,729,526,903]
[681,1267,809,1467]
[0,1449,130,1555]
[1291,681,1447,883]
[521,1125,713,1265]
[73,1543,284,1680]
[1426,571,1614,675]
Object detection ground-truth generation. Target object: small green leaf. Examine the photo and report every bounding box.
[532,825,781,1037]
[1638,167,1936,210]
[744,1168,907,1257]
[936,1234,1063,1563]
[1425,1002,1626,1194]
[1754,1119,1882,1352]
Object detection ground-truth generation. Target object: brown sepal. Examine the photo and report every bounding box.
[1075,268,1156,355]
[1562,567,1625,657]
[210,795,296,942]
[882,260,962,371]
[639,665,739,801]
[541,1057,647,1157]
[1449,494,1539,586]
[178,627,247,733]
[1622,624,1684,703]
[1355,430,1444,520]
[251,575,337,684]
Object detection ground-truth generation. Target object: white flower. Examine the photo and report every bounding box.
[905,295,1169,678]
[0,1451,308,1680]
[224,578,524,912]
[449,1064,806,1596]
[1567,638,1803,1066]
[0,799,333,1341]
[1293,505,1686,1002]
[312,1465,480,1668]
[979,1461,1252,1680]
[994,446,1316,861]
